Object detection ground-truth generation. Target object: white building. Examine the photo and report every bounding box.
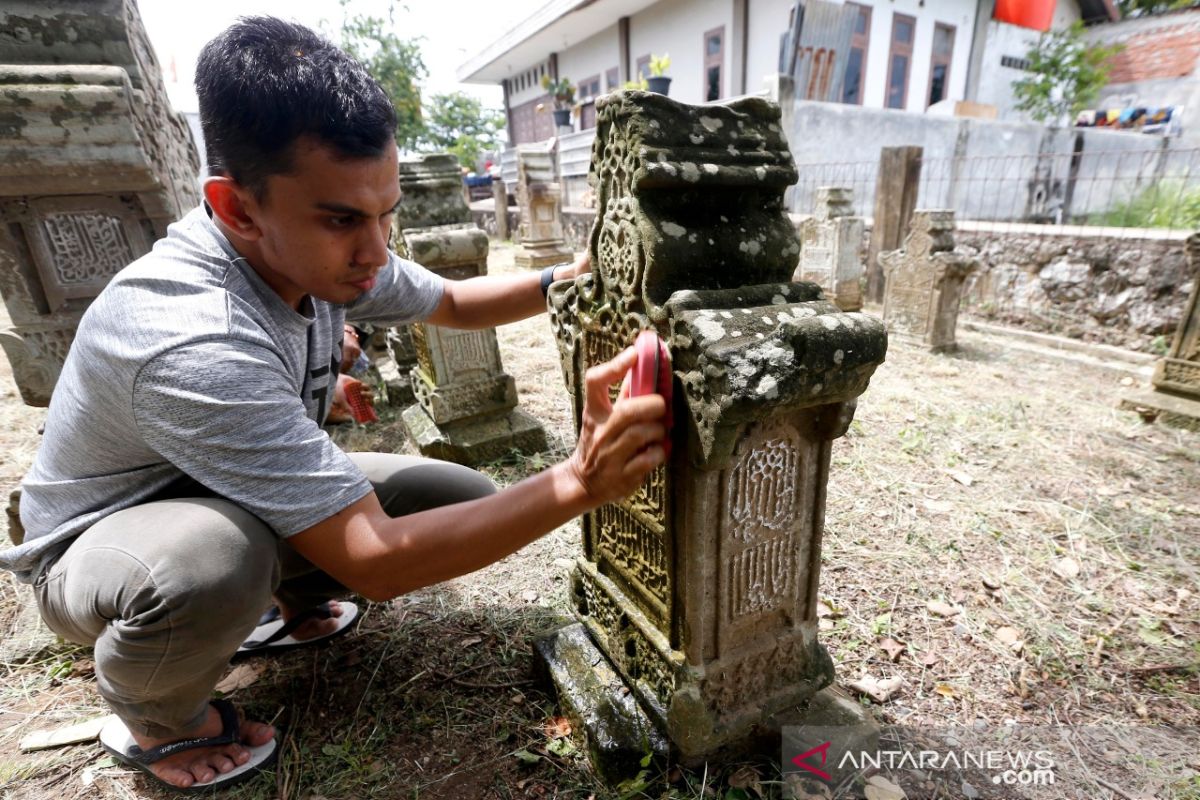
[458,0,1117,145]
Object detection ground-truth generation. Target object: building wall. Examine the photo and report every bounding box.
[972,1,1082,121]
[629,0,734,103]
[557,22,622,99]
[859,0,977,112]
[745,0,795,95]
[507,59,553,108]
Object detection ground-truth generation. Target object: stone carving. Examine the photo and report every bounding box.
[880,210,977,353]
[394,154,546,464]
[794,186,864,311]
[544,91,887,764]
[0,0,200,405]
[1121,232,1200,430]
[513,143,574,269]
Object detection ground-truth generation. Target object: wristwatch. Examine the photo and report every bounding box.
[540,263,570,298]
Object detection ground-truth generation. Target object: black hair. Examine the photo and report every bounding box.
[195,16,397,198]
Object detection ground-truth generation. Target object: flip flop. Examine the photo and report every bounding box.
[99,698,277,794]
[235,600,360,658]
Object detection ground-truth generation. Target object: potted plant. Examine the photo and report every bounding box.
[646,53,671,95]
[541,75,575,127]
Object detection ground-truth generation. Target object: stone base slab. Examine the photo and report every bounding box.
[400,404,547,466]
[533,623,669,785]
[1120,390,1200,432]
[533,620,878,784]
[514,244,574,269]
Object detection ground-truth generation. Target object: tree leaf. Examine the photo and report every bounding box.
[1053,557,1081,580]
[927,600,961,618]
[512,748,541,764]
[847,674,903,703]
[879,637,907,662]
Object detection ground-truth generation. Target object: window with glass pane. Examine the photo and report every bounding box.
[926,23,955,107]
[704,26,724,101]
[842,3,871,105]
[885,13,915,110]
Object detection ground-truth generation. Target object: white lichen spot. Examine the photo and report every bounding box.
[720,216,729,223]
[699,116,724,132]
[702,163,719,175]
[810,383,823,394]
[820,315,839,330]
[761,316,772,325]
[737,120,745,129]
[731,330,742,337]
[755,332,765,339]
[662,221,687,238]
[688,233,697,243]
[833,349,844,365]
[757,375,779,399]
[776,311,792,323]
[755,166,767,180]
[649,119,661,128]
[771,294,787,305]
[738,240,762,256]
[720,311,733,319]
[708,238,714,245]
[727,144,740,156]
[681,162,701,183]
[768,123,780,132]
[694,318,726,342]
[657,151,669,162]
[689,134,704,145]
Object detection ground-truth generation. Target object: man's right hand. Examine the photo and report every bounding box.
[565,345,668,506]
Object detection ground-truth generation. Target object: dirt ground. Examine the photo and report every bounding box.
[0,242,1197,799]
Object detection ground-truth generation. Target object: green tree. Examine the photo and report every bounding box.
[1012,22,1121,125]
[1115,0,1199,16]
[423,91,507,171]
[336,1,428,152]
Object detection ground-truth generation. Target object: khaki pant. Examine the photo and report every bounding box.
[33,453,495,738]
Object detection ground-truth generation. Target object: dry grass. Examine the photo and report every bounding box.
[0,241,1197,799]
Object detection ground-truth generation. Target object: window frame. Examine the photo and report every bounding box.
[885,12,916,110]
[926,22,956,108]
[842,2,872,105]
[703,25,725,102]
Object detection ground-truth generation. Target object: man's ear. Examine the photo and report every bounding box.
[203,176,262,242]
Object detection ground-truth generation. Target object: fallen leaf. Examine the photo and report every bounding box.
[510,692,526,705]
[981,575,1002,591]
[1053,557,1081,580]
[944,469,974,487]
[214,663,261,694]
[879,637,907,662]
[728,765,763,797]
[543,716,572,739]
[919,650,940,668]
[20,715,116,752]
[934,683,960,699]
[461,635,484,647]
[512,748,541,765]
[864,774,907,800]
[520,590,539,603]
[922,499,954,515]
[847,674,903,703]
[995,626,1024,653]
[816,599,840,618]
[818,619,834,631]
[926,600,961,618]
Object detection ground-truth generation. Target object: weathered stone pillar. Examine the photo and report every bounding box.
[880,210,977,353]
[0,0,200,406]
[1121,232,1200,430]
[541,92,887,770]
[394,154,546,464]
[513,143,574,269]
[794,186,865,312]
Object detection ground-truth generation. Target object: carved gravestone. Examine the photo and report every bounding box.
[794,186,864,311]
[0,0,200,406]
[879,210,977,353]
[513,143,574,269]
[1121,232,1200,430]
[394,154,546,464]
[540,91,887,770]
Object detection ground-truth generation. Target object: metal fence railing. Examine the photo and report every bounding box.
[792,147,1200,238]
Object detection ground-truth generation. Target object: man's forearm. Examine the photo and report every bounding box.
[430,260,577,329]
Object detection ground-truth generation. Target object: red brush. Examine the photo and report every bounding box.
[623,329,673,458]
[344,380,378,424]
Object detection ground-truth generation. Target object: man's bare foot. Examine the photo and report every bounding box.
[128,704,274,789]
[275,598,344,641]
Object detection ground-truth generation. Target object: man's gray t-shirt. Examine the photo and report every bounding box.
[0,206,444,582]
